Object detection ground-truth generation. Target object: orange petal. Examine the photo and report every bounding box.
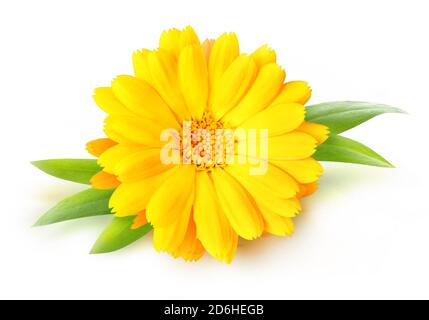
[86,138,117,157]
[202,38,214,63]
[90,171,120,190]
[297,182,318,198]
[131,212,148,230]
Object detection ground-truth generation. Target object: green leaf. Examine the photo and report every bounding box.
[34,188,114,226]
[313,135,394,168]
[90,216,152,254]
[305,101,405,134]
[32,159,101,184]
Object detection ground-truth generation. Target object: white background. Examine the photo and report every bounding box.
[1,0,428,300]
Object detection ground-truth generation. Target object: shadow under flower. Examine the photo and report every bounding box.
[236,163,395,263]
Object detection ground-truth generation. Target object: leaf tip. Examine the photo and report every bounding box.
[377,158,395,168]
[32,216,47,227]
[385,162,396,168]
[31,160,44,169]
[89,245,110,255]
[389,106,408,115]
[378,155,395,168]
[89,240,110,254]
[89,243,102,254]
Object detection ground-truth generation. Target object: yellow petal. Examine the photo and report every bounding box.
[178,44,208,120]
[211,169,264,240]
[257,196,301,219]
[153,210,191,254]
[251,44,276,70]
[261,209,295,236]
[159,28,181,57]
[131,212,148,230]
[296,122,329,144]
[104,115,165,147]
[194,171,236,262]
[115,148,174,183]
[93,87,131,115]
[110,168,177,217]
[159,26,201,58]
[226,164,300,219]
[268,132,317,160]
[132,49,152,83]
[210,54,257,120]
[86,138,117,157]
[223,63,286,127]
[239,132,317,161]
[208,33,239,99]
[146,166,195,228]
[90,171,120,190]
[272,81,312,105]
[171,217,205,262]
[104,125,137,145]
[240,102,305,136]
[144,49,191,120]
[179,26,200,49]
[98,144,144,174]
[225,163,299,199]
[271,158,323,184]
[111,75,179,129]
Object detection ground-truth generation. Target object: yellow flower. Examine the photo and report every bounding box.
[86,26,329,263]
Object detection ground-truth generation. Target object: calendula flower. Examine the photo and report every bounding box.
[86,26,328,262]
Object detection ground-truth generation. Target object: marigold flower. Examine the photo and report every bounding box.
[87,26,328,262]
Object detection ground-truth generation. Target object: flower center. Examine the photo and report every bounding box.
[182,112,234,171]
